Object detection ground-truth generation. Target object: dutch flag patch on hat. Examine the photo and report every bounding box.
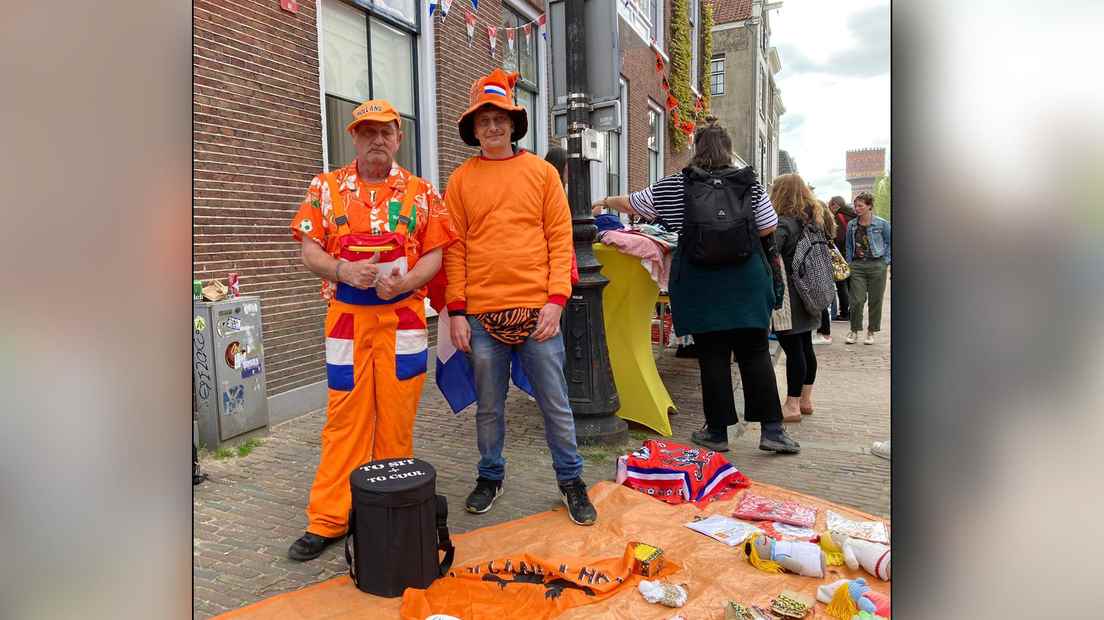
[483,84,508,97]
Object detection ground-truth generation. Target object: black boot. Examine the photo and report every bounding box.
[287,531,343,562]
[759,422,800,454]
[691,424,729,452]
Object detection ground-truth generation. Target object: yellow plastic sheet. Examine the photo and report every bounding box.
[593,244,675,436]
[216,481,890,620]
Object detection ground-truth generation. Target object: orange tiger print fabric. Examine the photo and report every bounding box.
[474,308,541,345]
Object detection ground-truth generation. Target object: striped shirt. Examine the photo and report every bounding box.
[628,172,778,234]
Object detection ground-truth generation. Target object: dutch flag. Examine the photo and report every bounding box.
[435,308,534,413]
[326,313,355,391]
[395,307,428,380]
[483,84,508,98]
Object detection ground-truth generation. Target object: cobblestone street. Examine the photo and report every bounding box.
[193,289,890,618]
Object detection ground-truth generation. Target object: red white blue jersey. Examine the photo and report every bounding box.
[622,440,750,506]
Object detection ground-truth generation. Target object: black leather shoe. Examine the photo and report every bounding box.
[287,531,342,562]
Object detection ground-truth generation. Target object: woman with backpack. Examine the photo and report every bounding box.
[770,174,833,422]
[590,117,800,455]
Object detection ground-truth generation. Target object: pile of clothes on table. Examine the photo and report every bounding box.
[595,214,677,290]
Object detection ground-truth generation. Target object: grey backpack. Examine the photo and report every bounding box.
[790,223,836,315]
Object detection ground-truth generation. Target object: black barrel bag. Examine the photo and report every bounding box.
[345,457,455,597]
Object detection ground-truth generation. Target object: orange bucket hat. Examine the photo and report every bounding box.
[457,68,528,147]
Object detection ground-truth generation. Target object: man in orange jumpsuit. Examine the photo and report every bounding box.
[287,100,457,561]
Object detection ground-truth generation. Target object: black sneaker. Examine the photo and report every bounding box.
[287,531,343,562]
[759,429,801,454]
[465,477,503,514]
[690,424,729,452]
[558,478,597,526]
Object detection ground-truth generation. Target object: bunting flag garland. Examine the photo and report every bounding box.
[440,0,453,19]
[665,93,679,112]
[522,23,532,52]
[655,50,665,73]
[429,1,437,15]
[471,0,478,10]
[661,76,671,93]
[465,10,476,47]
[695,95,704,113]
[487,26,497,57]
[506,27,515,52]
[539,13,548,42]
[680,119,696,137]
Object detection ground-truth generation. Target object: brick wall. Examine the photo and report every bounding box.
[193,0,327,398]
[434,0,547,190]
[619,1,691,192]
[846,148,886,181]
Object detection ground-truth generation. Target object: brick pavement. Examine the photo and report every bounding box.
[193,288,890,618]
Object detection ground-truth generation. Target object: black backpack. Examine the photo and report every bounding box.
[679,165,760,266]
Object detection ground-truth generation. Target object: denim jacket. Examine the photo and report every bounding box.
[845,216,891,264]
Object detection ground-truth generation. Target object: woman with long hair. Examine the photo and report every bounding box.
[827,195,854,320]
[589,117,800,454]
[813,199,836,345]
[770,174,827,421]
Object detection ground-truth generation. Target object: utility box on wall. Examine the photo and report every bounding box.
[192,296,270,450]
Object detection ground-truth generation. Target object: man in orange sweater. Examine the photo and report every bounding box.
[443,69,596,526]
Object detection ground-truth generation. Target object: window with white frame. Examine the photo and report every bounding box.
[759,67,768,119]
[710,55,725,96]
[759,132,767,176]
[647,0,663,48]
[501,4,540,154]
[647,103,664,185]
[606,79,629,198]
[619,0,662,49]
[321,0,420,172]
[689,0,701,93]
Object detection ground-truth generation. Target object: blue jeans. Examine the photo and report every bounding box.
[466,317,584,482]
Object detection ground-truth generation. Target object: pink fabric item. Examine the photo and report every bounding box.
[600,230,671,289]
[732,492,817,528]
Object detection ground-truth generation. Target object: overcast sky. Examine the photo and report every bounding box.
[770,0,890,201]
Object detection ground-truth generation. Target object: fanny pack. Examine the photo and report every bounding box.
[324,173,419,306]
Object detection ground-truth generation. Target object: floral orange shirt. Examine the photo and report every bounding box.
[290,161,457,300]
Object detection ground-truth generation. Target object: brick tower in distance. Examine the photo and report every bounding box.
[846,148,886,200]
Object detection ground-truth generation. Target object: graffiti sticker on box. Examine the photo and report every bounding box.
[242,302,259,315]
[222,384,245,416]
[241,357,262,379]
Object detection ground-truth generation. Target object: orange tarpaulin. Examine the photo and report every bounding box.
[216,482,890,619]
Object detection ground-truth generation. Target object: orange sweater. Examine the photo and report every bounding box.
[443,151,573,314]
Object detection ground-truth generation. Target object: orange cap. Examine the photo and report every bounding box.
[346,99,401,133]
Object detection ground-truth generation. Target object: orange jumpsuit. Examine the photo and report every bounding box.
[290,161,456,538]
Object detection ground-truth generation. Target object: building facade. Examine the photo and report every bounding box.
[193,0,705,422]
[777,149,796,175]
[845,147,886,199]
[707,0,784,182]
